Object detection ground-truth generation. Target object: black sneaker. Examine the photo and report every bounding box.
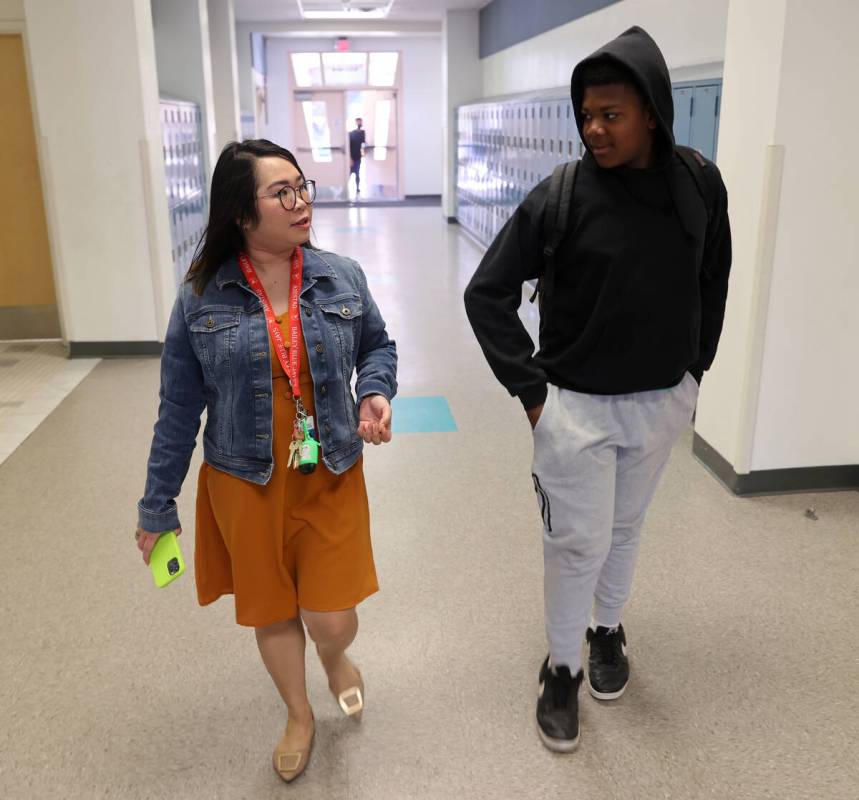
[586,624,630,700]
[536,656,583,752]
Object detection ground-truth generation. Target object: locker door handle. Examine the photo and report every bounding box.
[690,96,695,117]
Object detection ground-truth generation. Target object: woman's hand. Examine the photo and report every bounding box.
[358,395,392,445]
[135,527,182,565]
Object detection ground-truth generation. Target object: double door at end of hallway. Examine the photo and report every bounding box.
[293,89,399,202]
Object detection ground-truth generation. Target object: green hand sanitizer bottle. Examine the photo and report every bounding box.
[298,417,319,474]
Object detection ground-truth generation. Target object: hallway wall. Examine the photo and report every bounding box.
[21,0,175,350]
[748,0,859,470]
[695,0,859,477]
[0,0,23,22]
[481,0,728,97]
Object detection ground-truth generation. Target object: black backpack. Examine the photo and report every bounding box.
[529,145,718,318]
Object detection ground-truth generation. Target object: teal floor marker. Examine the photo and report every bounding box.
[391,396,457,434]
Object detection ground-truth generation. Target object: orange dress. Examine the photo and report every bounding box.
[194,316,378,627]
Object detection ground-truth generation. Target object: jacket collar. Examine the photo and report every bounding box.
[215,247,337,291]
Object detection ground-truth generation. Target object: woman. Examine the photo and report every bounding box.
[135,139,397,783]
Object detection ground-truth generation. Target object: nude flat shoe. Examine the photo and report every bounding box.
[272,715,315,783]
[332,661,364,721]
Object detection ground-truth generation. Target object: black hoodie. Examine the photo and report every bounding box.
[464,26,732,410]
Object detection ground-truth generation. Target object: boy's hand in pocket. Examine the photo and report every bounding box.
[527,404,544,430]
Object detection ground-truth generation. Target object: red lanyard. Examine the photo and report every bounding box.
[238,248,304,402]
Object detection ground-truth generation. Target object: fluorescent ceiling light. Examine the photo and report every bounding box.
[297,1,395,20]
[302,10,386,19]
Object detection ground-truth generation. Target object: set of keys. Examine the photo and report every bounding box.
[287,433,302,470]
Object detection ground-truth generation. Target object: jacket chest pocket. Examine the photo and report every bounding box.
[189,310,242,373]
[318,296,363,362]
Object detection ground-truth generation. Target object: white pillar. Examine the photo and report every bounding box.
[694,0,859,492]
[207,0,241,151]
[235,22,255,137]
[441,9,481,221]
[151,0,218,177]
[22,0,175,350]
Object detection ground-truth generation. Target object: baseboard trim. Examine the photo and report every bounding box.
[317,196,440,208]
[0,305,61,339]
[692,433,859,496]
[69,341,163,358]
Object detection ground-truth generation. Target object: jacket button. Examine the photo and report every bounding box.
[324,424,331,434]
[304,307,312,316]
[315,344,324,354]
[256,433,270,440]
[205,317,214,328]
[341,306,351,317]
[320,385,327,395]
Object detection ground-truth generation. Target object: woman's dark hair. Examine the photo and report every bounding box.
[186,139,307,294]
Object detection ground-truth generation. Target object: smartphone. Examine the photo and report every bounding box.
[149,531,185,588]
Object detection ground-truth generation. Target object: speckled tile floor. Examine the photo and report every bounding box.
[0,340,98,465]
[1,207,857,799]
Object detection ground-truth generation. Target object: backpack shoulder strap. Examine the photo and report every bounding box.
[676,145,715,225]
[543,160,579,259]
[530,160,579,307]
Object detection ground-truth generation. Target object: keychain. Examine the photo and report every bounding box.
[297,415,319,474]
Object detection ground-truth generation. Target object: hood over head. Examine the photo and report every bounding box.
[571,26,674,165]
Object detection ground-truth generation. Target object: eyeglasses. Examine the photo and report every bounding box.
[260,180,317,211]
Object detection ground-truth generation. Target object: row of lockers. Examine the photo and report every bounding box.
[168,194,208,288]
[456,94,576,248]
[160,98,208,211]
[160,97,208,286]
[673,82,721,162]
[455,80,723,249]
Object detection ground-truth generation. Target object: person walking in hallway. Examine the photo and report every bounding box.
[349,117,366,196]
[464,26,732,752]
[136,139,397,782]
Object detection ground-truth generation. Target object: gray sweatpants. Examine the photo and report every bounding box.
[531,373,700,672]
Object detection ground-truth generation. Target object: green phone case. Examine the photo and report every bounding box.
[149,531,185,588]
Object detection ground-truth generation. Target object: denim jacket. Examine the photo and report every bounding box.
[138,247,398,533]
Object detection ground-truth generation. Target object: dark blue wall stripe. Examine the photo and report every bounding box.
[479,0,622,59]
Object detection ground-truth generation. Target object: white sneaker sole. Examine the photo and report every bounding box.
[536,722,580,753]
[586,675,627,701]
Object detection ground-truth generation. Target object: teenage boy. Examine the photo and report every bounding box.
[464,26,732,752]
